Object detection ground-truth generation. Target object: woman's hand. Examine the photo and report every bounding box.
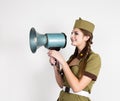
[49,56,56,66]
[48,50,66,66]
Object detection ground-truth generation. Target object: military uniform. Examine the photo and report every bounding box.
[57,51,101,101]
[57,17,101,101]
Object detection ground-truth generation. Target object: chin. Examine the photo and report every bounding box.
[71,43,77,46]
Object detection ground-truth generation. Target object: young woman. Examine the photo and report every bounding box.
[48,17,101,101]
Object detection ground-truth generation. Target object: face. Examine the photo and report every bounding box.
[70,28,90,47]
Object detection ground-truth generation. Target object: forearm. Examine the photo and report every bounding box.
[61,63,80,92]
[61,62,91,93]
[53,66,63,88]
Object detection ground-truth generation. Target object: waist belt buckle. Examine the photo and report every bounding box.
[65,87,70,93]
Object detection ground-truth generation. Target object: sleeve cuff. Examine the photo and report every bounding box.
[84,71,97,81]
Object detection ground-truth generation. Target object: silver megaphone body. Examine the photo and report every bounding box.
[29,27,67,53]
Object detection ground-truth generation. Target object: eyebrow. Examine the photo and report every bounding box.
[71,31,79,33]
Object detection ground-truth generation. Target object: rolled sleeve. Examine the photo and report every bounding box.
[84,53,101,81]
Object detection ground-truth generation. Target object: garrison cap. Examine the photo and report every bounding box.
[73,17,95,34]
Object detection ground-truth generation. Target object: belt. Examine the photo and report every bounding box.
[62,86,90,98]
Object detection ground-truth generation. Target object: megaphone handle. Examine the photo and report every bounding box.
[55,60,61,74]
[55,59,60,68]
[51,59,60,68]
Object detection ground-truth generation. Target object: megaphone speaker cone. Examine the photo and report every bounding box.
[29,28,37,53]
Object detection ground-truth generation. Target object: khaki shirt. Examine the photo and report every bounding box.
[62,51,101,93]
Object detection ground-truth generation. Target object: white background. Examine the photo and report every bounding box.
[0,0,120,101]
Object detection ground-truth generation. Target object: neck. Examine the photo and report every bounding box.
[77,43,86,53]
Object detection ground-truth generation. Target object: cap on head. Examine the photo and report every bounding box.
[73,17,95,34]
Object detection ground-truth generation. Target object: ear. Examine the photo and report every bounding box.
[84,36,90,41]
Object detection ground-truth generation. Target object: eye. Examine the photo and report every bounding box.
[74,32,79,35]
[71,32,79,35]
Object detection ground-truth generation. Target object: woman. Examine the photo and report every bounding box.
[48,17,101,101]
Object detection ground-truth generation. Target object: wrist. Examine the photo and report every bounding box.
[60,59,67,67]
[61,62,68,69]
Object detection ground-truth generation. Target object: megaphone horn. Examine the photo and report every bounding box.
[29,27,47,53]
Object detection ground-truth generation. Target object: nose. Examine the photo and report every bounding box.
[70,34,75,41]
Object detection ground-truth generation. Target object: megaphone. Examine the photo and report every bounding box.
[29,27,67,53]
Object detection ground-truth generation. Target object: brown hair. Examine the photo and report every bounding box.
[68,29,93,79]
